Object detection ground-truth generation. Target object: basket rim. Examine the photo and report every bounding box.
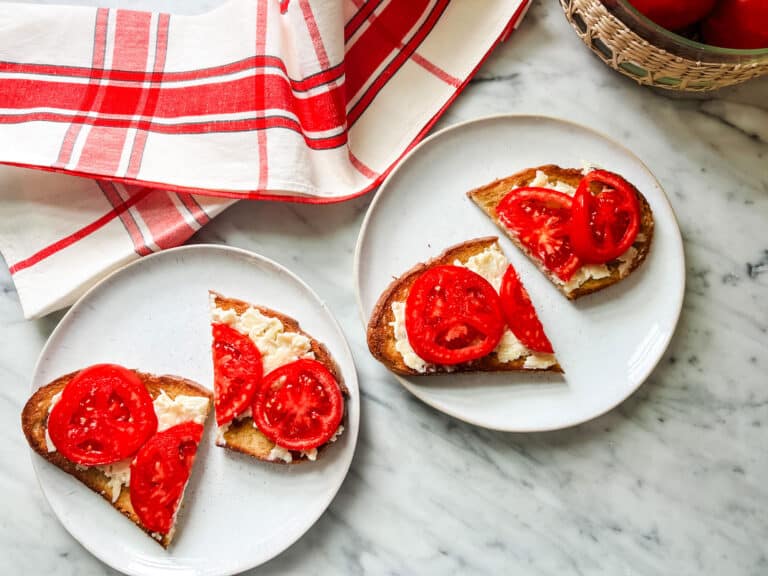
[614,0,768,57]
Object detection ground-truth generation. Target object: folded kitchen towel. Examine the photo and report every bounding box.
[0,0,529,318]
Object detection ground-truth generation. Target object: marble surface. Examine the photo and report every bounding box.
[2,0,767,574]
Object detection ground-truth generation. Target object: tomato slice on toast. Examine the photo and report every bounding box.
[499,265,553,354]
[47,364,157,466]
[570,170,640,264]
[252,359,343,451]
[405,265,505,365]
[496,187,581,281]
[130,422,204,535]
[211,323,263,426]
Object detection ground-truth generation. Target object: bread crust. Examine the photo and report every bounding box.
[210,292,348,464]
[366,237,562,376]
[467,165,654,299]
[20,370,212,548]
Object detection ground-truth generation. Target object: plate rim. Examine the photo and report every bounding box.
[29,243,360,576]
[353,113,685,432]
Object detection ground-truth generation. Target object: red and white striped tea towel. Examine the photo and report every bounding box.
[0,0,530,318]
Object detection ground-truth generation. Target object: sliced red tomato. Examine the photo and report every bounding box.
[47,364,157,466]
[499,265,553,354]
[405,265,504,365]
[211,323,263,426]
[496,187,581,281]
[570,170,641,264]
[252,359,343,451]
[130,422,204,535]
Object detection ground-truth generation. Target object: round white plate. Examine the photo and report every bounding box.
[31,245,359,576]
[355,114,684,431]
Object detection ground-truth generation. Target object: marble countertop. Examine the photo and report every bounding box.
[2,1,767,574]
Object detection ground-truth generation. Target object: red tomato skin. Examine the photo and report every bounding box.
[211,323,263,426]
[405,266,505,365]
[570,170,641,264]
[252,359,344,451]
[496,188,581,282]
[130,422,204,535]
[702,0,768,49]
[499,266,554,354]
[47,364,158,466]
[627,0,716,30]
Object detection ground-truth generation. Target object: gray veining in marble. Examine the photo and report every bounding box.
[1,0,766,574]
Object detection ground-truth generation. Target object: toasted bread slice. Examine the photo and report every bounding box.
[210,292,348,464]
[21,370,212,548]
[468,165,654,299]
[366,237,561,376]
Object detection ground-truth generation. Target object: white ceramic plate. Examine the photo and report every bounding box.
[355,114,684,431]
[30,245,359,576]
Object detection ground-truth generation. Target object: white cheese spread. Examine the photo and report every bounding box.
[495,328,557,369]
[523,353,558,370]
[391,244,556,372]
[210,296,315,375]
[556,263,612,293]
[153,391,210,432]
[455,243,509,291]
[494,331,529,364]
[265,444,317,463]
[301,448,318,461]
[617,246,639,276]
[265,424,344,463]
[328,425,344,443]
[101,458,132,503]
[45,391,62,452]
[529,169,577,195]
[267,444,293,463]
[390,301,432,373]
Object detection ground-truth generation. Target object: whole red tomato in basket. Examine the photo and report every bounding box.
[627,0,716,30]
[702,0,768,49]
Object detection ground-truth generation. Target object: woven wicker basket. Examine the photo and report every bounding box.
[561,0,768,91]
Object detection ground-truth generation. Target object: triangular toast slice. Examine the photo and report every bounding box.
[468,165,654,299]
[21,369,212,548]
[366,237,561,376]
[209,292,347,464]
